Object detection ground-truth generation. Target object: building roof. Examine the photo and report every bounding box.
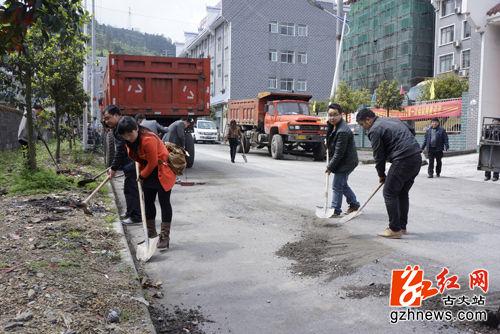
[487,2,500,16]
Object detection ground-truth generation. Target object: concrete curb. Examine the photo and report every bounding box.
[107,183,158,334]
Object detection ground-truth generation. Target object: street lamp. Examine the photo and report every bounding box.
[307,0,350,99]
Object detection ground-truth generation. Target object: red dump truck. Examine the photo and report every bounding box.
[102,54,210,168]
[227,92,327,160]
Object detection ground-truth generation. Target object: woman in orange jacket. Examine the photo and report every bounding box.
[117,116,175,249]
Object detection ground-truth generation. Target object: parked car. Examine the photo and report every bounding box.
[193,119,218,143]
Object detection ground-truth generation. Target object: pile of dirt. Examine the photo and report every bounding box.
[0,193,152,333]
[149,304,213,334]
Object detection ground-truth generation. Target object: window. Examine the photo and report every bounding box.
[280,51,294,63]
[268,77,277,89]
[217,37,222,52]
[224,75,229,89]
[280,78,293,91]
[440,25,454,45]
[297,24,308,36]
[279,23,294,35]
[461,49,470,68]
[269,21,278,33]
[297,80,307,91]
[217,64,222,78]
[269,49,277,62]
[268,104,275,115]
[298,52,307,64]
[463,21,471,39]
[439,54,453,73]
[441,0,454,17]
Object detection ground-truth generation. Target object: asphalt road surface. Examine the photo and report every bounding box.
[113,143,500,334]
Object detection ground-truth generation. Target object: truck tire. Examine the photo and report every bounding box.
[241,134,250,153]
[313,142,326,161]
[271,134,284,160]
[104,131,115,167]
[185,133,195,168]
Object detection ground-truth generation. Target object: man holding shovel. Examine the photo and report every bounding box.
[325,103,360,217]
[356,108,421,239]
[102,105,141,225]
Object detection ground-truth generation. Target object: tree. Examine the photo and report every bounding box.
[375,79,404,117]
[309,100,329,115]
[418,74,469,101]
[331,82,371,115]
[0,0,87,170]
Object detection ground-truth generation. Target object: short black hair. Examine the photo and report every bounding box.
[117,116,138,135]
[103,105,121,116]
[33,104,43,110]
[328,103,343,114]
[135,114,146,121]
[431,117,439,122]
[181,116,194,124]
[356,108,376,122]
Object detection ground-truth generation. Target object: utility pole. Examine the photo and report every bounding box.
[82,0,88,150]
[335,0,344,92]
[91,0,96,128]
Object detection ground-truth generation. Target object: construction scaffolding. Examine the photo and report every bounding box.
[343,0,435,92]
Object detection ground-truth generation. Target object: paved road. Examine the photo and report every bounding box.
[113,144,500,334]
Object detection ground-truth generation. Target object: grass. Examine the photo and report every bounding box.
[58,261,80,269]
[120,311,131,321]
[104,215,117,224]
[24,262,49,270]
[66,231,82,239]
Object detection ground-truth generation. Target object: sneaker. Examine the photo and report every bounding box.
[332,211,342,218]
[493,177,498,182]
[427,174,433,178]
[121,217,141,225]
[401,229,407,235]
[377,227,403,239]
[119,214,129,220]
[484,177,491,181]
[436,174,440,178]
[345,205,360,214]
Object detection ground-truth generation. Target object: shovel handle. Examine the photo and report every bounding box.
[358,182,384,212]
[82,175,111,205]
[93,167,111,180]
[136,163,149,248]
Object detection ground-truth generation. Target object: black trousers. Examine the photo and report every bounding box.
[123,167,141,221]
[229,138,238,162]
[143,186,172,222]
[427,150,443,176]
[383,154,422,232]
[485,171,499,179]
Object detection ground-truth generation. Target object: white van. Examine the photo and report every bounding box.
[193,120,218,143]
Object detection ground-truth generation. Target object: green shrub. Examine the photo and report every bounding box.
[9,168,73,195]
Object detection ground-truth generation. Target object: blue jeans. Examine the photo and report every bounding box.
[331,172,360,214]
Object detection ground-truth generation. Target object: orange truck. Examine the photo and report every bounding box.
[227,92,327,160]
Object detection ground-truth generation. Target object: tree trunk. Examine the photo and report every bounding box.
[25,66,37,170]
[68,116,73,151]
[55,101,61,162]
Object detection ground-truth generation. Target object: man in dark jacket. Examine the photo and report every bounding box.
[356,108,421,239]
[102,105,141,225]
[325,103,360,217]
[135,114,168,136]
[162,117,193,147]
[421,117,449,178]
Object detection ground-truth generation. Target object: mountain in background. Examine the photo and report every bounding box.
[95,22,176,57]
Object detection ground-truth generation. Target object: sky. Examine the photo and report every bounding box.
[86,0,221,43]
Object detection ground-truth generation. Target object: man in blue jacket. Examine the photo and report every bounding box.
[422,117,449,178]
[325,103,360,217]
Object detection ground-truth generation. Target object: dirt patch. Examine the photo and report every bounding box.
[0,194,151,333]
[149,304,213,334]
[342,283,390,299]
[276,227,388,281]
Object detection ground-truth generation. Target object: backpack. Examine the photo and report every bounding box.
[161,142,187,176]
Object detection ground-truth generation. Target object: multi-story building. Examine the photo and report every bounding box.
[178,0,347,128]
[343,0,435,92]
[431,0,474,78]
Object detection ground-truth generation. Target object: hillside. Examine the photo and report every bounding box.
[95,22,176,57]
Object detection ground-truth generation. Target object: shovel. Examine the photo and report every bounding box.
[41,139,68,173]
[78,167,111,187]
[339,182,383,224]
[315,148,335,218]
[135,162,158,262]
[79,175,112,215]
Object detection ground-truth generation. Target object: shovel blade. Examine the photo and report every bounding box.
[136,236,159,262]
[242,154,247,163]
[339,210,363,224]
[315,206,336,219]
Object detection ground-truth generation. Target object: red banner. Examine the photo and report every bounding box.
[372,99,462,120]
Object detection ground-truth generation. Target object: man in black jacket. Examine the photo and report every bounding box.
[325,103,360,217]
[356,108,421,239]
[103,105,141,225]
[421,117,449,178]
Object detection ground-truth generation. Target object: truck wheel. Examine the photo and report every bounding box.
[313,142,326,161]
[185,133,195,168]
[104,131,115,167]
[271,134,284,160]
[241,134,250,153]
